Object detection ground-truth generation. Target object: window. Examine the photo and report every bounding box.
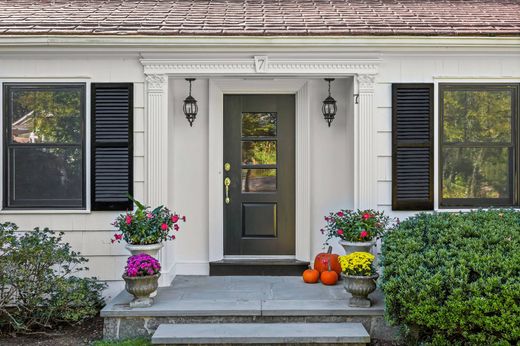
[3,83,86,209]
[439,84,519,207]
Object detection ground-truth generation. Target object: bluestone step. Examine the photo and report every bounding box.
[151,322,370,344]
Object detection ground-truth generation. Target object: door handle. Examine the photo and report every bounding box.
[224,177,231,204]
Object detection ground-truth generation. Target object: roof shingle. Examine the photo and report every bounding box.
[0,0,519,36]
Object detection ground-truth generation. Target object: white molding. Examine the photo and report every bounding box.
[144,73,171,286]
[141,58,379,77]
[208,79,312,262]
[295,82,311,261]
[355,74,377,209]
[1,35,519,50]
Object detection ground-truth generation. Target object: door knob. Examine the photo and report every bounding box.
[224,177,231,204]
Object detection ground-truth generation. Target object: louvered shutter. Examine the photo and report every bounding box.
[392,84,434,210]
[91,83,133,211]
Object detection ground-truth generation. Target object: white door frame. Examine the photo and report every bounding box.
[208,79,311,262]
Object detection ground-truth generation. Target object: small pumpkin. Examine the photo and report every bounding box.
[320,259,339,286]
[314,246,342,275]
[302,267,320,284]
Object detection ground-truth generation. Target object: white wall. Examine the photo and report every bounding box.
[1,46,519,295]
[374,53,520,219]
[0,54,146,299]
[168,77,354,274]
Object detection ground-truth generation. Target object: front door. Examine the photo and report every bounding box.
[223,94,295,256]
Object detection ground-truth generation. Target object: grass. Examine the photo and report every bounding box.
[91,337,151,346]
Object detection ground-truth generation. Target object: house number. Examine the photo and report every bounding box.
[254,56,269,73]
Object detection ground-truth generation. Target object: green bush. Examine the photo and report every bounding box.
[381,210,520,345]
[0,222,106,333]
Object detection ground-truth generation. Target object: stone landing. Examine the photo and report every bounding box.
[101,276,398,343]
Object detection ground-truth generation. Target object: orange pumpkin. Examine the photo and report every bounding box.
[302,268,320,284]
[314,246,342,275]
[320,259,339,286]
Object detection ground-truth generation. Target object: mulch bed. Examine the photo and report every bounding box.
[0,316,104,346]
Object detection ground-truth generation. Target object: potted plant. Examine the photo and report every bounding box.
[338,251,378,308]
[321,209,390,254]
[112,197,185,258]
[122,253,161,308]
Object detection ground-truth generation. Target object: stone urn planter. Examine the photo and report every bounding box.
[339,240,376,255]
[125,242,163,258]
[123,273,160,308]
[342,273,379,308]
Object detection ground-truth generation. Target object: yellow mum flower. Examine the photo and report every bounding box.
[338,252,376,276]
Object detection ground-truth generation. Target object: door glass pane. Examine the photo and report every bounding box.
[10,87,82,144]
[242,141,276,165]
[9,147,83,206]
[241,169,276,192]
[443,89,512,143]
[442,147,510,199]
[242,112,277,137]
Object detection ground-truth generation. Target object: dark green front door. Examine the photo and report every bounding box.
[223,94,295,256]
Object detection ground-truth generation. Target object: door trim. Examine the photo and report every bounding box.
[208,79,311,262]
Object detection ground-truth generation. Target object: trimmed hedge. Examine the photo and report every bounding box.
[381,210,520,345]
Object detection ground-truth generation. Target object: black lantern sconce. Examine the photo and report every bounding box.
[322,78,337,127]
[183,78,198,127]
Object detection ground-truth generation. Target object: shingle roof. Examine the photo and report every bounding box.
[0,0,519,36]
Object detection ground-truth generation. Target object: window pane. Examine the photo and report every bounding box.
[10,88,82,144]
[442,147,510,199]
[241,169,276,192]
[242,112,277,137]
[242,141,276,165]
[8,147,83,207]
[443,89,512,143]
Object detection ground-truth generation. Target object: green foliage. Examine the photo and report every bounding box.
[442,89,512,199]
[92,338,151,346]
[381,210,520,345]
[0,222,106,333]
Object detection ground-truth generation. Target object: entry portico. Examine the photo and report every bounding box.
[141,54,379,281]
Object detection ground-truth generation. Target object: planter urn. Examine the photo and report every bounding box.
[338,240,376,255]
[342,273,379,308]
[122,273,160,308]
[125,242,163,259]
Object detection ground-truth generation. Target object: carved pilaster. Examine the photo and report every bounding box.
[145,73,172,286]
[145,74,169,207]
[356,73,377,210]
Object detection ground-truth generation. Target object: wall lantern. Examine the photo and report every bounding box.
[183,78,198,127]
[322,78,337,127]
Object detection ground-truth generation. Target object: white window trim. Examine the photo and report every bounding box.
[0,78,92,214]
[432,76,520,212]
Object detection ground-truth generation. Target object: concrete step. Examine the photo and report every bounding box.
[209,259,310,276]
[151,322,370,345]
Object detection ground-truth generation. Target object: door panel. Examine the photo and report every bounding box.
[223,94,295,256]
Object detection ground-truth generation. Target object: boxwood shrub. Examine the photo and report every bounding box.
[381,210,520,345]
[0,222,106,333]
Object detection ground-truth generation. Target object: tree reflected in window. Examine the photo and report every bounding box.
[440,85,516,206]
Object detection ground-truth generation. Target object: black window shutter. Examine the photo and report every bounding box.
[91,83,133,211]
[392,84,434,210]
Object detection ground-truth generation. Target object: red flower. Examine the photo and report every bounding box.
[337,211,344,217]
[171,214,180,223]
[337,229,344,235]
[115,233,123,240]
[174,224,179,231]
[182,216,187,222]
[360,230,368,239]
[125,215,132,225]
[362,213,371,220]
[161,223,168,231]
